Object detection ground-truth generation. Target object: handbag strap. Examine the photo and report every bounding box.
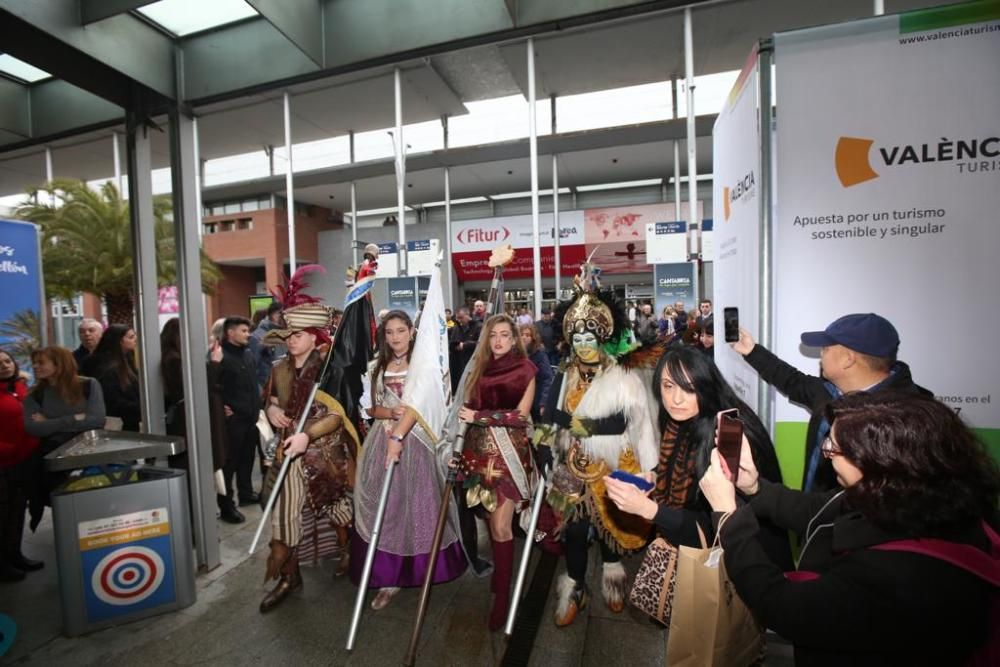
[871,521,1000,587]
[710,511,733,549]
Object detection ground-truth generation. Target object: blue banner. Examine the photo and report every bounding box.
[387,277,419,317]
[654,263,697,316]
[0,219,44,369]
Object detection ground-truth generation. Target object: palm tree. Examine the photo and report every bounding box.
[14,179,220,324]
[0,308,41,369]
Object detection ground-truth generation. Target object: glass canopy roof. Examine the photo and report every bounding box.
[0,54,51,83]
[136,0,259,37]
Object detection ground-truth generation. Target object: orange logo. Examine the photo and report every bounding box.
[835,137,880,187]
[723,187,731,221]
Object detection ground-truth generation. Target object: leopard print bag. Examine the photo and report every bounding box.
[629,525,707,625]
[629,537,679,626]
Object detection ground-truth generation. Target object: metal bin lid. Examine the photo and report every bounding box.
[44,430,186,471]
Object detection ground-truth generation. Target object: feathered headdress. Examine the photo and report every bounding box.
[555,254,635,359]
[270,264,325,308]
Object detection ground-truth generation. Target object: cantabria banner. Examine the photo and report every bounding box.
[712,45,763,411]
[772,2,1000,482]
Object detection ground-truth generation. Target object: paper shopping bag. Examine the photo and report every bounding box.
[665,526,763,666]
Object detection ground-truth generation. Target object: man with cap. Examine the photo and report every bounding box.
[732,313,931,492]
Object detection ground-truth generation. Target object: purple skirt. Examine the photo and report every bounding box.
[349,531,467,588]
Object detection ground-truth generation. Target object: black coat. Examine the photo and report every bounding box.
[448,319,481,380]
[720,481,993,666]
[742,344,931,490]
[219,341,260,422]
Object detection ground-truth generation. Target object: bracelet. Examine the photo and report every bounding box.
[388,433,404,443]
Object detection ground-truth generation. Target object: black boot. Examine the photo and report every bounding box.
[218,494,245,524]
[0,559,25,583]
[9,552,43,572]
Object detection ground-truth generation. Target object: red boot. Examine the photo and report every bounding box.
[489,539,515,631]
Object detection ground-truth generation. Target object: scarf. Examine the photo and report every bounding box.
[650,420,698,509]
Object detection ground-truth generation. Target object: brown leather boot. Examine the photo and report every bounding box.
[334,526,350,577]
[259,541,302,613]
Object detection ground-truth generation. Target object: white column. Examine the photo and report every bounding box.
[527,38,542,318]
[44,147,64,346]
[874,0,885,16]
[124,117,164,435]
[283,92,297,272]
[167,110,220,569]
[684,7,699,257]
[551,94,560,300]
[443,115,454,308]
[112,132,122,192]
[193,118,203,242]
[349,130,358,267]
[394,67,407,276]
[673,140,682,221]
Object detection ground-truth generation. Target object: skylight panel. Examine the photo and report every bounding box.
[137,0,258,36]
[0,55,51,83]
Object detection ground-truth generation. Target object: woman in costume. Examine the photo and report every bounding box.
[536,261,659,627]
[351,310,466,610]
[259,298,361,613]
[457,314,536,630]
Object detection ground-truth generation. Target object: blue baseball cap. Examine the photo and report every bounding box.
[800,313,899,358]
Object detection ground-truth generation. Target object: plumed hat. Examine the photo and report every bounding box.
[265,264,333,343]
[557,255,633,358]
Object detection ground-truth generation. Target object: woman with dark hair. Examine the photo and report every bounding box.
[603,345,791,569]
[0,350,40,581]
[82,324,140,431]
[518,323,554,421]
[700,391,999,665]
[457,313,536,630]
[352,310,466,610]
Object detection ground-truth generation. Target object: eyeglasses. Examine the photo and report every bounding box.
[820,436,843,459]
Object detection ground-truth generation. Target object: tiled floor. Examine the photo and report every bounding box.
[0,486,794,666]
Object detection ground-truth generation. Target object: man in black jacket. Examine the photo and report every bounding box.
[448,307,481,393]
[218,316,261,522]
[731,313,931,491]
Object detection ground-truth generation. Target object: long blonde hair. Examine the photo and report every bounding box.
[464,314,527,398]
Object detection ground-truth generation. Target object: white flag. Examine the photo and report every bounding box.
[401,256,451,442]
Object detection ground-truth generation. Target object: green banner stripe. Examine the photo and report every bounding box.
[900,0,1000,34]
[775,422,1000,492]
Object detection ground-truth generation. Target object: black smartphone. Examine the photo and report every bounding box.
[716,408,743,485]
[724,307,739,343]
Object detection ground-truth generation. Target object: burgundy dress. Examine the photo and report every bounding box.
[458,353,537,511]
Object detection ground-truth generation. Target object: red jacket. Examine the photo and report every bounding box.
[0,379,39,468]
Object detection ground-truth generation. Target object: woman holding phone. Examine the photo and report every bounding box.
[699,392,998,664]
[604,346,792,569]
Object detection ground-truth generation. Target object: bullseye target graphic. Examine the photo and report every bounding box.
[90,546,165,606]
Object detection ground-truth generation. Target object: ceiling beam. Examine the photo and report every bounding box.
[0,0,175,104]
[245,0,324,67]
[503,0,517,25]
[202,114,716,202]
[0,78,30,139]
[79,0,158,25]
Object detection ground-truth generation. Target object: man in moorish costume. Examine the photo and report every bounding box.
[535,260,660,627]
[258,266,368,613]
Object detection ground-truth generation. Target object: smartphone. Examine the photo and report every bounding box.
[609,469,654,492]
[724,307,740,343]
[716,408,743,485]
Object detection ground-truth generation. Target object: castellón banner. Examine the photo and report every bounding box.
[772,1,1000,480]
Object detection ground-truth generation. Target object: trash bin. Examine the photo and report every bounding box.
[45,430,196,637]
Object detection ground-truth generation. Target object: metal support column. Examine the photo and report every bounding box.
[112,133,122,193]
[44,147,65,346]
[527,38,542,318]
[124,114,165,435]
[551,94,561,300]
[283,92,297,272]
[394,67,407,276]
[349,131,358,267]
[193,118,203,242]
[684,7,699,245]
[168,109,220,570]
[757,43,776,433]
[671,79,682,220]
[443,116,454,308]
[874,0,885,15]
